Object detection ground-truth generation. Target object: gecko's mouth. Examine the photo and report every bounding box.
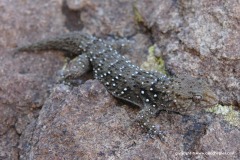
[204,103,218,108]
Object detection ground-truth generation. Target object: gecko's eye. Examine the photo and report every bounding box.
[193,95,202,103]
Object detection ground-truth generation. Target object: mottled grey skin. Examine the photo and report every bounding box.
[17,32,218,137]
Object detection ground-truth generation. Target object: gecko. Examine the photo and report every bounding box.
[17,32,218,137]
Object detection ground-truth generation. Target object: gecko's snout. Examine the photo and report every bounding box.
[202,88,219,107]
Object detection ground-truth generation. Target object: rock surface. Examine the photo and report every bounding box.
[0,0,239,159]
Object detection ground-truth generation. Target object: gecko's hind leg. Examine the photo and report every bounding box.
[128,105,167,140]
[57,53,91,85]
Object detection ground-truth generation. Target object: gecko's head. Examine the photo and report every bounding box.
[167,75,218,114]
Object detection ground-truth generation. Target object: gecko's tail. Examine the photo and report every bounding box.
[16,32,95,57]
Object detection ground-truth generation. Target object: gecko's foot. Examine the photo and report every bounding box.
[56,70,83,86]
[124,113,167,140]
[55,53,91,86]
[143,124,167,141]
[127,119,167,141]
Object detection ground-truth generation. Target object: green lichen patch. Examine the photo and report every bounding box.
[141,45,167,75]
[133,5,144,24]
[206,104,240,127]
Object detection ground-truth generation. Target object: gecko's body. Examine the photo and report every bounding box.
[17,32,218,136]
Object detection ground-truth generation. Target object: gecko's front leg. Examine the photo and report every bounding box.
[57,53,91,85]
[129,102,167,139]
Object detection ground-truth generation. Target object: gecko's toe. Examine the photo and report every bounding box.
[141,124,167,141]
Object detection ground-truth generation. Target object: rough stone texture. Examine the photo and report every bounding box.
[17,81,240,160]
[0,0,239,159]
[136,0,240,105]
[69,0,136,37]
[200,119,240,160]
[0,0,64,159]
